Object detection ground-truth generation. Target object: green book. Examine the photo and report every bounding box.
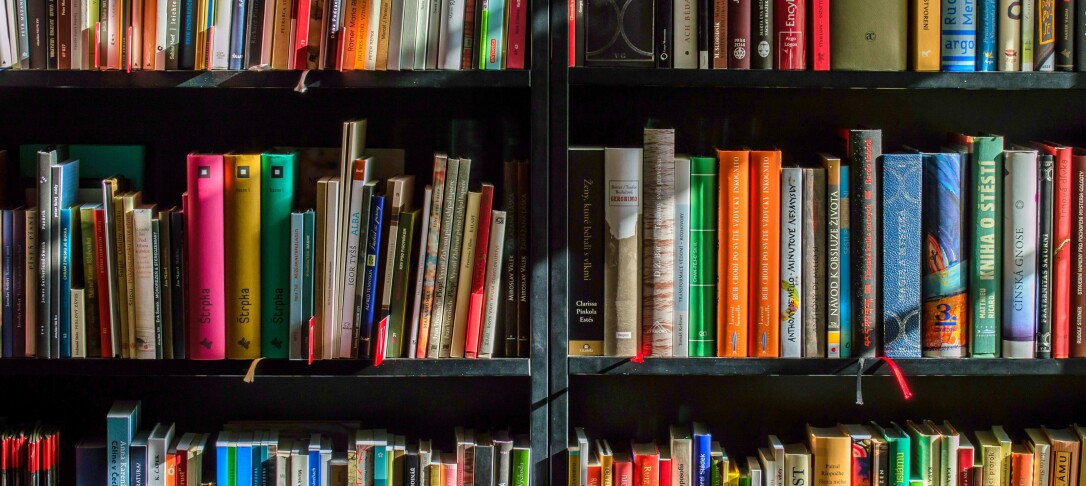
[906,421,941,486]
[386,208,420,358]
[512,437,531,486]
[260,152,297,358]
[965,135,1004,357]
[689,156,717,357]
[19,144,146,190]
[79,204,102,358]
[302,211,316,334]
[875,422,912,486]
[228,442,238,486]
[991,426,1012,486]
[711,442,725,486]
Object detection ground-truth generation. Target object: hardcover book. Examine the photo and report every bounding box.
[912,0,940,70]
[809,0,827,69]
[977,0,996,70]
[801,167,827,357]
[1038,154,1055,358]
[449,191,482,358]
[1071,150,1086,357]
[1003,150,1039,358]
[749,150,781,357]
[604,148,642,357]
[225,154,262,360]
[840,167,851,357]
[821,154,843,357]
[186,154,226,360]
[881,153,922,359]
[584,0,654,66]
[1056,0,1073,70]
[689,156,717,357]
[643,125,676,357]
[941,0,976,70]
[780,167,803,358]
[1033,141,1072,358]
[999,0,1021,69]
[674,0,697,67]
[752,0,772,68]
[711,0,728,68]
[260,152,297,359]
[830,0,907,71]
[676,156,691,357]
[462,184,494,358]
[773,0,804,69]
[845,130,882,358]
[728,0,750,68]
[717,150,749,357]
[920,152,969,358]
[1037,0,1056,69]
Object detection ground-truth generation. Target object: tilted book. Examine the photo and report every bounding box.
[604,148,642,357]
[1003,150,1039,358]
[260,152,297,359]
[717,150,749,357]
[388,208,420,358]
[225,154,262,360]
[802,168,827,357]
[920,152,968,358]
[186,154,226,360]
[780,167,803,358]
[642,124,676,357]
[880,153,922,359]
[407,186,433,358]
[749,150,781,357]
[845,129,882,357]
[380,176,416,349]
[998,0,1021,70]
[417,156,448,358]
[689,156,717,357]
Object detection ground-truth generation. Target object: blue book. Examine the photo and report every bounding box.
[941,0,977,70]
[308,434,321,486]
[106,400,141,486]
[59,207,74,358]
[50,159,79,358]
[976,0,996,70]
[920,153,968,358]
[228,0,247,69]
[484,0,507,69]
[76,437,107,486]
[692,423,711,486]
[358,195,385,359]
[881,154,923,358]
[236,432,254,486]
[216,431,236,486]
[840,167,852,358]
[374,432,389,486]
[2,210,12,358]
[131,431,150,486]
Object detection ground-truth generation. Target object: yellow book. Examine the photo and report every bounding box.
[225,154,263,359]
[911,0,940,71]
[120,192,141,358]
[428,461,442,486]
[355,0,371,69]
[449,191,481,358]
[313,177,329,360]
[975,431,1004,486]
[195,0,209,69]
[807,425,851,486]
[597,440,614,486]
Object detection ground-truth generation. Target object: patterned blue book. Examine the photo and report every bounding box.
[2,210,12,358]
[59,207,73,359]
[237,432,254,486]
[941,0,977,71]
[920,152,969,358]
[976,0,997,70]
[1002,150,1039,358]
[693,422,712,486]
[881,153,923,358]
[840,166,852,358]
[106,400,141,486]
[358,195,385,359]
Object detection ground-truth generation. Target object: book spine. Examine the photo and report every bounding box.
[880,154,922,359]
[151,219,164,357]
[359,195,385,359]
[689,156,717,357]
[302,211,316,354]
[752,0,771,68]
[459,0,475,69]
[1072,154,1086,356]
[959,447,974,486]
[142,0,157,69]
[802,168,827,357]
[413,0,429,69]
[674,0,696,67]
[186,154,226,360]
[132,209,156,359]
[341,180,367,358]
[711,0,727,68]
[999,0,1021,69]
[80,208,101,358]
[728,0,750,69]
[967,138,1004,356]
[1038,155,1056,358]
[94,209,112,357]
[568,150,606,356]
[848,130,881,357]
[440,160,473,357]
[482,0,503,68]
[809,0,826,69]
[1003,151,1039,358]
[719,151,750,358]
[225,155,262,360]
[773,0,804,69]
[1054,146,1073,357]
[12,211,26,358]
[942,0,977,71]
[750,151,781,357]
[479,210,506,358]
[290,212,304,359]
[505,0,527,68]
[643,128,676,357]
[72,287,85,357]
[389,210,419,357]
[122,195,138,359]
[1077,0,1086,69]
[1057,0,1074,69]
[165,0,180,68]
[449,192,481,358]
[464,184,494,357]
[921,153,969,358]
[57,0,70,68]
[674,157,692,356]
[320,180,340,359]
[261,154,296,359]
[656,0,672,67]
[228,0,248,68]
[46,0,57,68]
[437,0,462,68]
[604,148,643,357]
[502,161,518,356]
[37,153,53,359]
[169,210,185,358]
[428,159,460,357]
[245,0,269,67]
[54,163,79,359]
[779,168,803,358]
[210,0,231,68]
[824,158,842,357]
[408,188,433,358]
[1023,0,1035,69]
[177,0,194,67]
[376,0,394,69]
[1038,0,1056,69]
[698,0,708,67]
[977,0,996,70]
[426,0,442,69]
[417,157,447,358]
[1,211,12,358]
[292,0,310,68]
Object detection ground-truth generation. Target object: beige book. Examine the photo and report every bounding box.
[604,148,642,357]
[438,158,471,357]
[270,0,294,68]
[1025,429,1052,486]
[129,205,157,359]
[428,158,461,357]
[142,0,157,69]
[375,0,393,69]
[335,121,367,358]
[808,425,851,486]
[323,178,342,359]
[120,192,141,358]
[71,287,86,358]
[975,431,1003,486]
[449,191,481,357]
[783,443,810,486]
[642,125,676,357]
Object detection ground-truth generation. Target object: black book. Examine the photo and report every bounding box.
[2,210,13,358]
[46,0,57,68]
[846,129,882,358]
[515,159,529,357]
[178,0,196,69]
[406,446,420,486]
[567,148,605,356]
[13,209,26,358]
[474,437,494,486]
[584,0,654,66]
[27,0,46,67]
[752,0,772,69]
[1078,0,1086,70]
[698,0,708,67]
[1037,154,1055,358]
[321,0,342,69]
[244,0,267,68]
[1058,0,1076,70]
[575,0,586,66]
[170,210,186,359]
[656,0,672,67]
[502,160,518,357]
[165,0,182,69]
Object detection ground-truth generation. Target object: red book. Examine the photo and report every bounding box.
[773,0,805,69]
[810,0,828,69]
[1034,141,1073,358]
[728,0,751,69]
[178,445,188,486]
[958,441,974,486]
[632,443,659,486]
[568,0,576,66]
[464,183,496,358]
[588,459,602,486]
[614,452,635,486]
[293,0,312,69]
[186,154,227,360]
[1071,149,1086,357]
[506,0,528,68]
[659,456,672,486]
[93,209,113,358]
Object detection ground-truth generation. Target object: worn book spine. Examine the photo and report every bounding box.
[921,153,969,358]
[1003,150,1039,358]
[809,0,827,69]
[717,150,748,357]
[260,153,296,359]
[429,158,460,357]
[674,156,691,356]
[999,0,1021,69]
[711,0,727,68]
[151,219,164,358]
[225,154,262,360]
[750,150,781,357]
[604,148,642,357]
[674,0,697,67]
[1038,155,1056,358]
[773,0,804,68]
[689,156,717,357]
[779,167,803,358]
[848,130,881,357]
[822,155,842,357]
[941,0,977,70]
[1057,0,1074,69]
[568,148,605,356]
[439,159,472,357]
[656,0,672,67]
[881,153,922,359]
[728,0,750,68]
[1071,152,1086,357]
[643,127,676,357]
[1038,0,1056,69]
[186,154,226,360]
[752,0,771,68]
[802,167,827,357]
[977,0,996,70]
[968,135,1004,356]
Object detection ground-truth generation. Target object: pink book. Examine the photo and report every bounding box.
[464,184,495,358]
[505,0,528,68]
[186,154,227,360]
[810,0,829,70]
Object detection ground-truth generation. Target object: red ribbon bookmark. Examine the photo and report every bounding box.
[307,317,316,365]
[881,356,913,400]
[374,317,389,367]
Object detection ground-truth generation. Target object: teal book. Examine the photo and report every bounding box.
[60,207,75,358]
[302,210,316,354]
[260,152,297,358]
[20,144,146,190]
[482,0,506,69]
[50,159,80,359]
[374,433,388,486]
[289,211,305,360]
[689,156,717,357]
[106,400,142,486]
[875,422,912,486]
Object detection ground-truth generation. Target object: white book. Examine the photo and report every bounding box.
[323,179,342,359]
[673,0,696,68]
[780,168,803,357]
[1003,149,1039,358]
[670,426,692,486]
[71,287,85,358]
[70,0,83,69]
[672,156,690,357]
[758,449,775,486]
[210,0,233,69]
[364,0,382,69]
[437,0,463,69]
[0,0,11,67]
[768,435,785,486]
[479,210,506,358]
[412,0,430,69]
[783,444,809,486]
[407,186,434,358]
[149,423,176,486]
[339,177,368,359]
[386,0,405,69]
[399,0,418,69]
[156,0,168,69]
[292,440,309,486]
[131,206,157,359]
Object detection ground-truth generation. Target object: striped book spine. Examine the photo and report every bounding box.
[1003,150,1039,358]
[643,126,676,357]
[921,153,969,358]
[881,153,922,359]
[941,0,976,70]
[717,150,749,357]
[749,150,781,357]
[186,154,226,360]
[779,167,803,358]
[689,156,717,357]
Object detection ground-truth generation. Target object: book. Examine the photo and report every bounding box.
[783,444,809,486]
[449,191,481,358]
[569,148,605,356]
[717,150,748,357]
[1003,150,1040,358]
[515,159,530,358]
[939,0,977,70]
[711,0,728,69]
[831,0,906,70]
[502,160,519,357]
[1037,154,1056,358]
[977,0,996,70]
[655,0,672,67]
[1033,141,1072,357]
[674,0,696,67]
[1037,0,1056,69]
[100,177,122,357]
[583,0,653,66]
[439,159,472,358]
[36,146,65,359]
[752,0,771,68]
[359,194,386,359]
[186,154,226,360]
[920,152,969,358]
[1026,429,1053,486]
[225,154,262,360]
[423,155,455,358]
[120,192,141,359]
[840,167,852,357]
[821,154,843,357]
[51,159,79,359]
[107,400,142,486]
[1024,0,1036,69]
[604,148,642,357]
[130,205,157,359]
[341,172,373,358]
[749,150,781,357]
[1072,150,1086,357]
[690,155,717,357]
[802,167,827,357]
[1056,0,1074,69]
[417,156,448,358]
[380,175,416,353]
[407,186,433,358]
[881,153,922,359]
[806,425,850,486]
[773,0,803,69]
[907,421,942,486]
[931,422,960,486]
[643,124,676,357]
[845,130,881,357]
[873,423,911,486]
[1043,428,1080,486]
[388,208,421,358]
[911,0,941,70]
[693,423,712,486]
[479,210,507,359]
[260,152,297,359]
[780,167,803,358]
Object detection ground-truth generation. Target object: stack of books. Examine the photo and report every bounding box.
[569,125,1084,359]
[0,425,60,484]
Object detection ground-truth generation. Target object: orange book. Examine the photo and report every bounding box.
[143,0,157,69]
[341,0,360,69]
[749,150,781,357]
[1011,444,1034,486]
[354,0,372,69]
[717,149,750,357]
[165,450,177,486]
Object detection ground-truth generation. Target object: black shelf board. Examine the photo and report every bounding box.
[0,357,530,377]
[0,69,531,89]
[569,67,1086,90]
[569,356,1086,376]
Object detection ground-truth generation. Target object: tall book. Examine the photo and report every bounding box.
[449,191,482,358]
[711,0,728,69]
[120,192,141,359]
[643,124,676,357]
[655,0,672,67]
[341,172,373,359]
[941,0,976,70]
[1003,150,1040,358]
[780,167,803,358]
[407,186,433,358]
[809,0,827,70]
[604,148,642,357]
[186,154,226,360]
[289,211,305,359]
[573,146,608,355]
[881,153,922,359]
[36,146,66,359]
[101,177,122,357]
[845,130,882,357]
[749,150,781,357]
[802,167,827,357]
[439,159,472,358]
[999,0,1022,70]
[13,210,28,357]
[840,167,852,357]
[60,207,75,359]
[1041,428,1079,486]
[1071,150,1086,357]
[1038,154,1056,358]
[977,0,996,70]
[260,152,297,359]
[380,175,416,350]
[479,210,507,359]
[1025,430,1052,486]
[752,0,772,68]
[417,155,448,358]
[388,208,420,358]
[463,184,495,359]
[909,0,940,70]
[26,208,39,358]
[107,401,142,486]
[1033,141,1073,358]
[1037,0,1056,69]
[130,205,157,359]
[321,178,342,359]
[516,159,530,358]
[1056,0,1073,70]
[717,150,749,357]
[821,154,843,357]
[50,158,79,359]
[358,194,385,359]
[773,0,804,69]
[689,156,717,357]
[920,152,969,358]
[225,154,262,360]
[675,155,691,357]
[428,157,460,358]
[673,0,696,67]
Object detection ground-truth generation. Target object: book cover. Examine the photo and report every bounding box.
[584,0,653,66]
[569,148,606,356]
[260,152,296,359]
[225,154,262,360]
[941,0,976,71]
[604,148,642,357]
[674,0,697,67]
[1057,0,1073,69]
[1033,141,1071,358]
[881,153,922,359]
[830,0,907,71]
[358,194,385,359]
[711,0,728,68]
[690,156,717,357]
[821,154,843,357]
[780,167,803,358]
[752,0,771,67]
[802,167,827,357]
[130,206,157,359]
[717,150,748,357]
[840,166,851,357]
[643,124,676,357]
[977,0,996,70]
[773,0,804,69]
[913,0,941,70]
[186,154,226,360]
[728,0,751,68]
[1072,150,1086,357]
[806,425,850,486]
[107,400,141,486]
[749,150,781,357]
[920,152,969,358]
[1003,150,1040,358]
[846,130,882,357]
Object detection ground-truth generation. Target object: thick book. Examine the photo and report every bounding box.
[881,153,922,359]
[831,0,907,71]
[977,0,996,70]
[1071,150,1086,357]
[780,168,803,358]
[941,0,976,70]
[36,146,66,359]
[717,150,749,357]
[568,148,606,356]
[1057,0,1074,69]
[749,150,781,357]
[584,0,653,66]
[802,168,827,357]
[643,125,676,357]
[999,0,1021,69]
[225,154,262,360]
[79,205,101,358]
[752,0,772,68]
[1039,154,1056,358]
[186,154,226,360]
[844,130,882,357]
[107,401,141,486]
[1003,150,1040,358]
[604,148,642,357]
[920,152,969,358]
[260,152,296,359]
[821,154,843,357]
[1033,141,1072,358]
[674,0,697,67]
[773,0,804,68]
[674,156,691,357]
[690,156,717,357]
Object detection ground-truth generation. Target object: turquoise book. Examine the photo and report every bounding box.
[106,400,142,486]
[59,207,75,359]
[260,152,297,358]
[876,422,912,486]
[689,156,717,357]
[881,154,923,358]
[20,144,146,190]
[976,0,996,70]
[840,167,852,358]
